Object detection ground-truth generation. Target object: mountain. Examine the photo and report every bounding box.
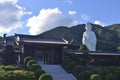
[106,24,120,38]
[38,23,120,51]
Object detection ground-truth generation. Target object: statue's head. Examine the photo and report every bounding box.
[85,22,92,31]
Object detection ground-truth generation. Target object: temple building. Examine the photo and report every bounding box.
[0,33,120,66]
[14,34,69,64]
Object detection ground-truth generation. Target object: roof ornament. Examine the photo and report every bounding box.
[3,34,7,44]
[62,37,68,44]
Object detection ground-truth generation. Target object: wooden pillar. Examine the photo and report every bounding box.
[20,44,24,64]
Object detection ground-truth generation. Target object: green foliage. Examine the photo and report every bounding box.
[106,24,120,38]
[97,40,118,51]
[72,65,84,74]
[24,56,34,65]
[27,60,37,68]
[30,64,41,71]
[63,54,120,80]
[38,24,120,51]
[1,45,17,65]
[0,75,4,80]
[81,70,97,80]
[2,65,20,71]
[79,44,88,51]
[39,74,53,80]
[90,74,101,80]
[105,73,117,80]
[3,70,35,80]
[63,57,71,65]
[66,61,77,72]
[99,67,120,80]
[34,69,46,79]
[117,46,120,51]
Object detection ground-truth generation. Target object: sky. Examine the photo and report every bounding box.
[0,0,120,36]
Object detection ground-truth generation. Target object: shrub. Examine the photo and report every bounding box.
[27,60,37,68]
[81,70,97,80]
[90,74,101,80]
[100,67,111,80]
[4,70,35,80]
[30,64,41,71]
[39,74,53,80]
[105,73,117,80]
[63,58,71,65]
[66,61,77,72]
[24,56,33,65]
[117,46,120,51]
[79,44,88,51]
[72,65,85,74]
[0,75,4,80]
[34,69,46,79]
[2,65,20,71]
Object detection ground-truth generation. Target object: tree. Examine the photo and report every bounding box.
[79,44,89,51]
[117,46,120,51]
[80,44,92,67]
[1,45,17,65]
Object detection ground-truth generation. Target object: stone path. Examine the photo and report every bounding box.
[41,64,77,80]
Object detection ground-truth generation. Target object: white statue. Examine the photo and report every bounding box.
[82,22,97,51]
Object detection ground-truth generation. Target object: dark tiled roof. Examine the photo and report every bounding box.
[15,34,68,45]
[65,50,120,56]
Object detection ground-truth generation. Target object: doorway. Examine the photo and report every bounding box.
[35,49,45,64]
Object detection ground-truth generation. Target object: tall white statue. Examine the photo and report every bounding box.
[82,22,97,51]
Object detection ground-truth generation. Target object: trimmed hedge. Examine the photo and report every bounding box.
[2,65,20,71]
[0,70,35,80]
[24,56,33,65]
[34,69,46,79]
[90,74,101,80]
[30,64,41,71]
[27,60,37,68]
[39,74,53,80]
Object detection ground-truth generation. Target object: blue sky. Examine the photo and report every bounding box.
[0,0,120,36]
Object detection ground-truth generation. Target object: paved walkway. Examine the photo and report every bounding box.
[41,64,77,80]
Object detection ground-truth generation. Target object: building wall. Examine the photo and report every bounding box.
[22,44,63,64]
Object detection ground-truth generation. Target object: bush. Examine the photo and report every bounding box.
[79,44,88,51]
[81,70,97,80]
[34,69,46,79]
[63,58,71,65]
[0,75,4,80]
[4,70,35,80]
[72,65,85,74]
[117,46,120,51]
[100,67,111,80]
[30,64,41,71]
[2,65,20,71]
[27,60,37,68]
[66,61,77,72]
[105,73,117,80]
[24,56,33,65]
[90,74,101,80]
[39,74,53,80]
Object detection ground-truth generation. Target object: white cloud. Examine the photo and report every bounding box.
[64,0,72,4]
[94,20,107,26]
[0,0,18,4]
[26,8,77,35]
[0,0,24,33]
[24,11,33,15]
[81,14,90,21]
[68,11,76,15]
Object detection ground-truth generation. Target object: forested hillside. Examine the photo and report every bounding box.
[37,23,120,51]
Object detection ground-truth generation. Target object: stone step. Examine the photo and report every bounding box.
[40,64,77,80]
